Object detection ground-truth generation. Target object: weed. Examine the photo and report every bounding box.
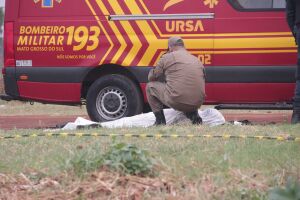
[66,142,157,178]
[269,177,300,200]
[103,142,157,177]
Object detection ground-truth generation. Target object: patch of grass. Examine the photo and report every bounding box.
[67,150,104,178]
[0,101,87,116]
[0,124,300,199]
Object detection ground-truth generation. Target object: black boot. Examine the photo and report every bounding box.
[291,108,300,124]
[185,111,202,125]
[154,110,166,126]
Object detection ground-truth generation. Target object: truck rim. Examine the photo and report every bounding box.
[96,87,127,120]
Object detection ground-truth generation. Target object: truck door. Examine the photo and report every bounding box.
[206,0,296,104]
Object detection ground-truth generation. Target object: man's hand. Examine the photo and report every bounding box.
[293,26,298,45]
[148,55,166,82]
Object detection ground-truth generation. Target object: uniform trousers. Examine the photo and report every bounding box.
[146,81,201,113]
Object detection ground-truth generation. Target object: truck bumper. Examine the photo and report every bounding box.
[0,94,15,101]
[2,67,20,99]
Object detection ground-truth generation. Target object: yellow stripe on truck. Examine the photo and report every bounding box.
[95,0,126,64]
[214,37,295,49]
[108,0,142,66]
[85,0,114,65]
[124,0,165,66]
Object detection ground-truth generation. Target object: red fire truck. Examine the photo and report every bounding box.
[1,0,296,121]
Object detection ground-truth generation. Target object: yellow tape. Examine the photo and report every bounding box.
[223,135,231,139]
[125,134,133,137]
[276,137,285,141]
[75,133,83,137]
[61,133,69,137]
[255,136,264,140]
[0,133,299,142]
[155,134,162,139]
[92,133,98,137]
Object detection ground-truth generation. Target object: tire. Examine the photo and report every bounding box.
[86,74,143,122]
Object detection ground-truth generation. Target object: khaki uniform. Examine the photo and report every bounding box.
[146,49,205,112]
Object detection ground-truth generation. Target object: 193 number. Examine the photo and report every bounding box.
[66,26,100,51]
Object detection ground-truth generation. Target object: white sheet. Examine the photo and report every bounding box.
[62,108,225,130]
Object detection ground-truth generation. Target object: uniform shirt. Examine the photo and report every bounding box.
[286,0,300,33]
[286,0,300,80]
[148,48,205,106]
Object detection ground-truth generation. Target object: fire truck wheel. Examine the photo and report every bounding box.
[86,74,143,122]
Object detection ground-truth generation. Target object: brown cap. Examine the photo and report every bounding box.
[168,36,184,48]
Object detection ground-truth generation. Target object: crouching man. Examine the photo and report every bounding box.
[146,36,206,125]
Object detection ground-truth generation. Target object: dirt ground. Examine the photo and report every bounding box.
[0,168,233,200]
